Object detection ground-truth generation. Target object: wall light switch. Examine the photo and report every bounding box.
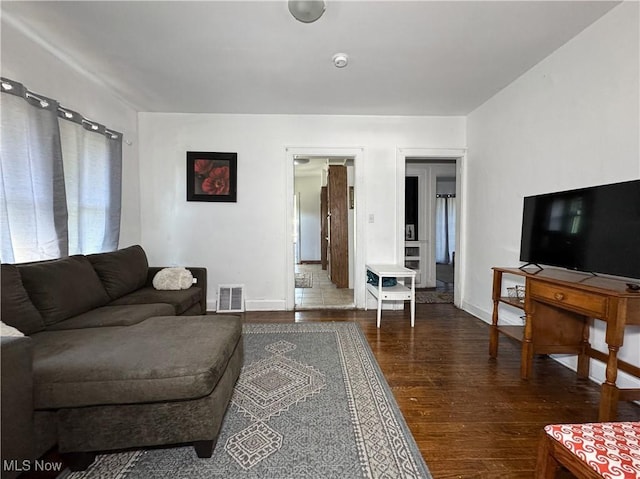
[368,214,375,223]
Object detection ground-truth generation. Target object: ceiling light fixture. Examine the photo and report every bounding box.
[332,53,349,68]
[294,156,310,165]
[288,0,326,23]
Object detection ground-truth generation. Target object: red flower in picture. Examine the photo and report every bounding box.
[194,159,214,176]
[202,166,230,195]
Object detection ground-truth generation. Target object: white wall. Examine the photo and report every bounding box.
[295,174,322,262]
[137,114,465,310]
[1,19,141,248]
[465,2,640,387]
[437,177,456,196]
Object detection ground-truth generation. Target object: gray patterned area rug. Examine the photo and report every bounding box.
[64,322,432,479]
[415,291,454,304]
[294,272,313,288]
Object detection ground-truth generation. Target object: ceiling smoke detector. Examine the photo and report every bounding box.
[332,53,349,68]
[288,0,326,23]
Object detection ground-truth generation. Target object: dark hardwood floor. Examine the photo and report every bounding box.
[21,304,639,478]
[242,305,640,479]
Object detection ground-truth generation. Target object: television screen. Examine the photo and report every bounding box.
[519,179,640,279]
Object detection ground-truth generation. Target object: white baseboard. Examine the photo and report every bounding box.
[244,299,287,311]
[462,300,526,327]
[553,355,640,403]
[460,301,490,324]
[207,299,287,311]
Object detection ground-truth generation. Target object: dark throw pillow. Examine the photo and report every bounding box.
[87,245,149,300]
[18,256,110,326]
[1,263,46,334]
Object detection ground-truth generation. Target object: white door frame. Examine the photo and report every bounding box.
[285,147,366,310]
[396,148,466,307]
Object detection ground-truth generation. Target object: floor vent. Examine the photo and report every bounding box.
[217,284,245,312]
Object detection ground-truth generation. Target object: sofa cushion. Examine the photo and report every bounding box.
[0,264,46,334]
[31,315,242,409]
[87,245,149,300]
[108,286,202,315]
[17,256,111,327]
[45,304,175,331]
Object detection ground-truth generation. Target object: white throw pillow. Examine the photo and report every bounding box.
[1,321,24,337]
[152,267,194,290]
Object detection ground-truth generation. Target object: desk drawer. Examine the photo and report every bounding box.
[529,281,608,317]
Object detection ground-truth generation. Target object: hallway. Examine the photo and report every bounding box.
[295,263,354,309]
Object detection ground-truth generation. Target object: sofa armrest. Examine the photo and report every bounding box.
[1,336,35,477]
[146,267,208,314]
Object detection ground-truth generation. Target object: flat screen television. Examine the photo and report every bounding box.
[519,179,640,280]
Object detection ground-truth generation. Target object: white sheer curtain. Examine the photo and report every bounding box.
[0,78,122,262]
[60,118,122,255]
[0,83,68,262]
[435,195,456,264]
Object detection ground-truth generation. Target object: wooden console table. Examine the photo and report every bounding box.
[490,266,640,421]
[365,264,416,328]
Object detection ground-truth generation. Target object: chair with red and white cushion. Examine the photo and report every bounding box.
[536,422,640,479]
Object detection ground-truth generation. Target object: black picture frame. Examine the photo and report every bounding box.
[186,151,237,202]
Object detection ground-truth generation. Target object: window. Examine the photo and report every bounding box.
[0,78,122,263]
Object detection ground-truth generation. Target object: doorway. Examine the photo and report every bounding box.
[397,149,464,306]
[435,180,456,292]
[404,160,457,290]
[293,156,355,309]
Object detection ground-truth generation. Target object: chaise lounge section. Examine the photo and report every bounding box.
[1,245,243,477]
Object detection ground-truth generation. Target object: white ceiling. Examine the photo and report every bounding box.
[1,1,620,116]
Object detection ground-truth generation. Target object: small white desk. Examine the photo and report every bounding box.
[365,264,416,328]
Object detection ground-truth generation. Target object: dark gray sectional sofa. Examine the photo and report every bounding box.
[0,245,243,477]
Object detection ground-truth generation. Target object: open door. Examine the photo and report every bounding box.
[327,165,348,288]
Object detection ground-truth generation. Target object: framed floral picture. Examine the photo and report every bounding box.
[186,151,237,202]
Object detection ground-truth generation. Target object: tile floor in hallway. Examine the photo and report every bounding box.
[295,263,354,309]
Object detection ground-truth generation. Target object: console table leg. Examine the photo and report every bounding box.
[521,341,533,380]
[599,342,621,421]
[489,270,502,358]
[489,324,499,358]
[521,310,534,379]
[599,382,619,421]
[577,352,590,379]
